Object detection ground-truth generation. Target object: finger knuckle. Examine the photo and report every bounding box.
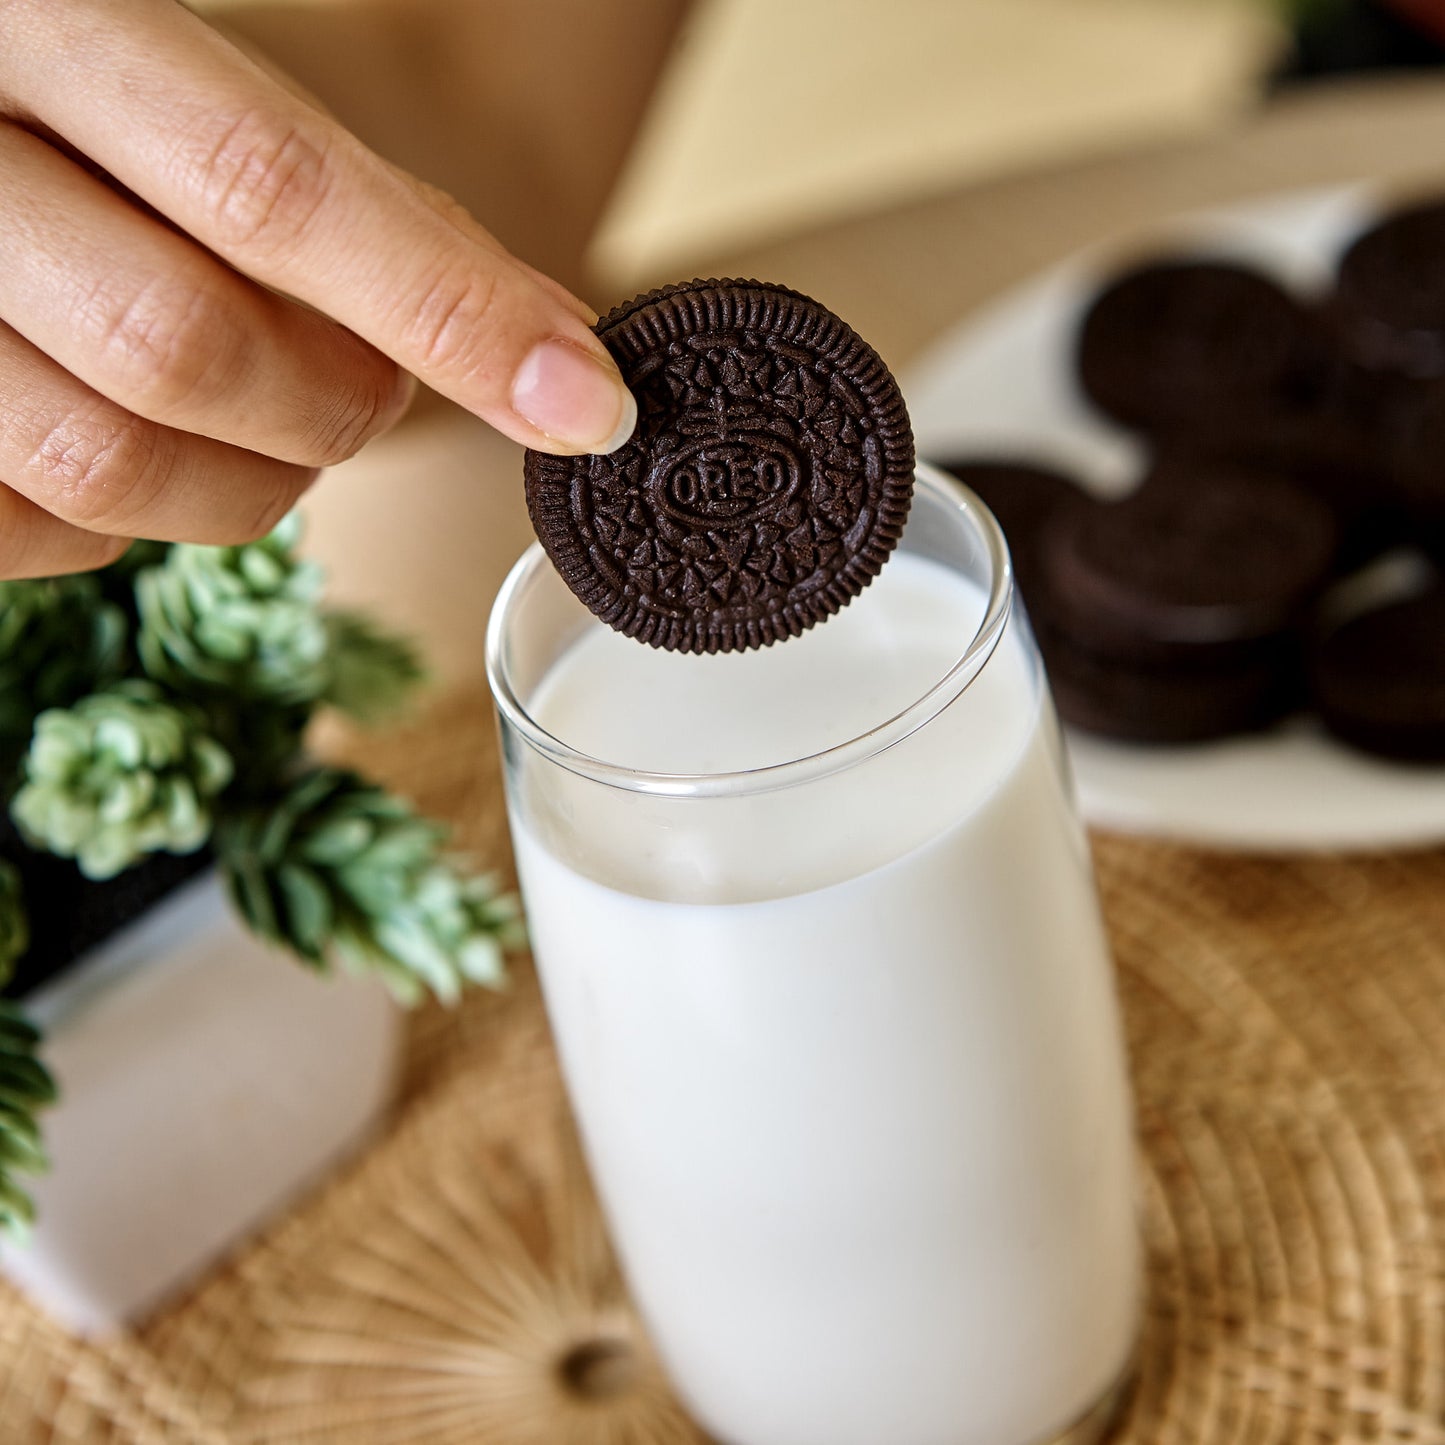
[0,506,127,581]
[293,358,402,468]
[86,277,246,418]
[412,177,474,229]
[64,530,134,575]
[399,265,503,380]
[93,532,136,567]
[181,106,333,259]
[234,471,315,545]
[27,407,168,532]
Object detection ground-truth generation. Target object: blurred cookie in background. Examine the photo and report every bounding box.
[1074,259,1316,436]
[1311,571,1445,761]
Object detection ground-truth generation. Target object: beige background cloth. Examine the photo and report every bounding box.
[588,0,1284,287]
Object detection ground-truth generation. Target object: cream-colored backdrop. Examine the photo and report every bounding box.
[591,0,1283,287]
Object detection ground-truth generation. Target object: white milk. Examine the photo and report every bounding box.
[509,552,1139,1445]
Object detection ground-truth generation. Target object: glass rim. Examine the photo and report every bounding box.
[484,461,1014,799]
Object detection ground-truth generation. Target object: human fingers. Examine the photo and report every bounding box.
[0,484,130,579]
[0,121,410,468]
[1,0,636,456]
[385,162,600,326]
[0,319,319,546]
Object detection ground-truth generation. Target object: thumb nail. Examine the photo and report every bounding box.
[511,339,637,454]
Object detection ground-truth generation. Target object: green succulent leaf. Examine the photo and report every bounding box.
[0,576,129,782]
[321,611,425,724]
[11,682,234,880]
[0,861,27,988]
[218,768,518,1004]
[0,1002,55,1242]
[135,512,329,707]
[276,861,333,960]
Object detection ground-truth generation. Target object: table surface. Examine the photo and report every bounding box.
[7,76,1445,1445]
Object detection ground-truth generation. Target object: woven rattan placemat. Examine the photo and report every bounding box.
[2,686,1444,1443]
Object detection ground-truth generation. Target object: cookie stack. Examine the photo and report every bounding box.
[940,197,1445,761]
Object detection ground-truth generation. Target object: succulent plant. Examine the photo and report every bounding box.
[0,1003,56,1238]
[11,682,233,880]
[0,576,128,782]
[0,861,28,985]
[220,768,520,1005]
[135,513,330,706]
[321,611,426,724]
[0,515,516,1241]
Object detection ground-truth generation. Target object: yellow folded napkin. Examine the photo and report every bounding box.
[590,0,1286,288]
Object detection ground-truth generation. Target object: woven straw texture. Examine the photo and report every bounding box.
[2,685,1444,1443]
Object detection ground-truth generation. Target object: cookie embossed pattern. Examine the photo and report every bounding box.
[524,280,915,653]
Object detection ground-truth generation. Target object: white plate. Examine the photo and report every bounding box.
[903,185,1445,852]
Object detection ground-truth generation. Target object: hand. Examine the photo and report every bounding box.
[0,0,637,578]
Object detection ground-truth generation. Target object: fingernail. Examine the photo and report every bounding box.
[511,339,636,454]
[382,370,419,429]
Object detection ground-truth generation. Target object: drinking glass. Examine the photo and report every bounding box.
[486,462,1140,1445]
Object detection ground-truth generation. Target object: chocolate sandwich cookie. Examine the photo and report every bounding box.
[1377,380,1445,552]
[1075,259,1313,435]
[1143,436,1397,570]
[1310,581,1445,762]
[932,458,1093,601]
[1037,618,1300,745]
[1039,461,1339,665]
[524,280,914,653]
[1332,198,1445,378]
[1161,357,1397,544]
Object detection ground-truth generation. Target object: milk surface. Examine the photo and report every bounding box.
[511,553,1139,1445]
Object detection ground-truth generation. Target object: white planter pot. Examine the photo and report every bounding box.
[1,871,402,1336]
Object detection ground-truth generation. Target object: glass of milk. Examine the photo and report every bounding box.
[486,462,1140,1445]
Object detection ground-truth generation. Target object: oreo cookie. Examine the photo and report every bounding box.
[1377,380,1445,547]
[1075,259,1312,434]
[940,210,1445,757]
[1310,581,1445,762]
[1332,198,1445,378]
[932,458,1092,603]
[1040,461,1339,665]
[1037,619,1300,745]
[524,280,914,653]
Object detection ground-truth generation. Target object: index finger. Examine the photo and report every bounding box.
[0,0,636,456]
